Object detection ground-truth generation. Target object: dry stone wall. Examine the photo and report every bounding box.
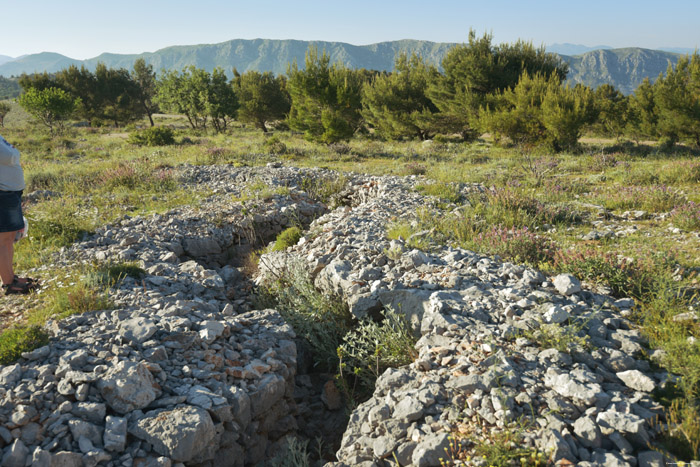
[257,173,672,467]
[0,164,677,466]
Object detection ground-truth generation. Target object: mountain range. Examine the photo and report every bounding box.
[0,39,689,95]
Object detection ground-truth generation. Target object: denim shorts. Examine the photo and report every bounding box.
[0,191,23,233]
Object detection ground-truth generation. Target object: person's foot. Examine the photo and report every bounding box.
[14,275,38,285]
[3,278,37,295]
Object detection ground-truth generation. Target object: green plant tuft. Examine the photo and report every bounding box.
[0,325,50,365]
[272,227,303,252]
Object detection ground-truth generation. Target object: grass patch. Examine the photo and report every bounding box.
[552,248,667,299]
[271,227,303,252]
[0,325,50,365]
[85,262,146,286]
[415,182,461,203]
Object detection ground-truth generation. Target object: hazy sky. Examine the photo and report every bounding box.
[1,0,698,59]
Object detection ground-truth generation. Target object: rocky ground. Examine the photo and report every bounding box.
[0,163,687,466]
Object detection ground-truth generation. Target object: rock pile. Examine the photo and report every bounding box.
[0,165,332,467]
[0,164,678,466]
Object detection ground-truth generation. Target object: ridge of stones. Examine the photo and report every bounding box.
[0,164,672,467]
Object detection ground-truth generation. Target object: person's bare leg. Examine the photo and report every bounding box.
[0,231,16,285]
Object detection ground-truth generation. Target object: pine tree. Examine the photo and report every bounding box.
[361,53,439,140]
[591,84,629,139]
[428,30,568,141]
[287,47,364,143]
[233,69,290,132]
[131,59,158,127]
[654,52,700,148]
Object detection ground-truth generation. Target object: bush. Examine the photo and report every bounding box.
[338,308,417,400]
[263,135,287,154]
[127,127,175,146]
[300,174,348,206]
[0,325,50,365]
[255,260,352,372]
[271,227,302,252]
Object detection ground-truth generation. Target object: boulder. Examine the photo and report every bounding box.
[97,361,159,414]
[130,406,216,463]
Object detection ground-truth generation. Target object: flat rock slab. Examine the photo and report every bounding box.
[130,405,215,463]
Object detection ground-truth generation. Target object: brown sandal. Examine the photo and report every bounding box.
[14,275,39,285]
[3,278,37,295]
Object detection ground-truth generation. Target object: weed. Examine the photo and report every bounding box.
[663,398,700,462]
[523,319,592,353]
[300,174,348,206]
[268,437,312,467]
[0,325,50,365]
[441,417,547,466]
[404,162,427,175]
[520,154,560,186]
[386,221,431,251]
[474,226,556,266]
[592,185,686,213]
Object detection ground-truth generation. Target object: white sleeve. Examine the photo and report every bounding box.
[0,136,20,166]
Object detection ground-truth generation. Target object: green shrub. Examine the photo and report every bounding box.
[271,227,303,252]
[127,127,175,146]
[338,308,417,400]
[262,135,287,154]
[255,260,352,372]
[0,325,50,365]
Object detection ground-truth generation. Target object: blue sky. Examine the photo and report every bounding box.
[1,0,698,59]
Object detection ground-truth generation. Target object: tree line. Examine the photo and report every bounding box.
[13,31,700,149]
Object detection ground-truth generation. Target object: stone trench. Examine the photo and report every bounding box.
[0,164,681,467]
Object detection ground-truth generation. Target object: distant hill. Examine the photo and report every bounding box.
[0,39,687,95]
[560,48,679,94]
[0,52,81,77]
[546,43,612,56]
[0,39,457,78]
[0,55,13,66]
